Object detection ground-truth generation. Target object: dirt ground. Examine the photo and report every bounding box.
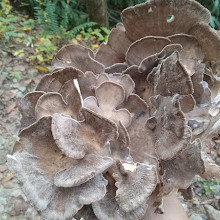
[0,45,219,220]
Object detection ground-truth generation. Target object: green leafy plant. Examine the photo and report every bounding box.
[107,0,147,25]
[80,27,110,42]
[18,0,96,36]
[7,72,22,80]
[62,21,97,39]
[0,0,23,41]
[29,36,58,64]
[0,0,12,16]
[0,0,35,42]
[70,26,110,49]
[197,0,220,29]
[199,179,220,196]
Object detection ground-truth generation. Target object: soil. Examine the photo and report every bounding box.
[0,43,219,220]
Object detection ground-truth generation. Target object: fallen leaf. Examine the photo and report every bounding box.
[2,89,18,101]
[72,38,78,44]
[36,54,44,62]
[0,164,7,172]
[24,79,34,87]
[9,195,28,216]
[3,181,14,189]
[35,66,49,73]
[5,102,16,114]
[20,27,32,31]
[5,173,14,181]
[13,49,24,57]
[91,44,99,49]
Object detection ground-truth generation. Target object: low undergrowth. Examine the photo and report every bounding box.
[0,0,110,70]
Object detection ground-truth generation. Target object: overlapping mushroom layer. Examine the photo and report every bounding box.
[8,0,220,220]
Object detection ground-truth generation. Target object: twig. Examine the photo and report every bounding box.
[200,198,217,204]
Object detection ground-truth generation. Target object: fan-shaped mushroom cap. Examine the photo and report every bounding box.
[12,116,74,171]
[168,34,204,74]
[127,111,156,163]
[147,51,193,96]
[52,108,118,159]
[7,115,113,219]
[21,67,83,130]
[78,72,134,100]
[179,95,195,113]
[169,34,204,61]
[161,139,205,191]
[114,161,157,212]
[92,162,157,220]
[78,71,100,99]
[95,44,122,67]
[123,94,149,117]
[36,67,83,92]
[7,152,108,220]
[36,74,54,92]
[149,95,192,160]
[105,63,129,74]
[122,0,210,41]
[52,44,105,74]
[36,80,82,120]
[123,65,154,104]
[84,82,132,127]
[92,185,147,220]
[189,23,220,61]
[54,154,113,187]
[19,91,45,129]
[95,23,132,67]
[138,44,183,75]
[109,122,131,161]
[108,73,135,99]
[126,36,170,66]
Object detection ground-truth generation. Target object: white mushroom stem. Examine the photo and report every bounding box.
[74,79,83,105]
[122,162,137,172]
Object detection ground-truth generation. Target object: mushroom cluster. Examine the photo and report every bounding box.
[7,0,220,220]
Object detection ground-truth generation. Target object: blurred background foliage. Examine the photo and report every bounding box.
[0,0,220,66]
[197,0,220,29]
[10,0,220,32]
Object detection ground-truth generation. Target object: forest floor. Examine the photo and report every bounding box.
[0,8,220,220]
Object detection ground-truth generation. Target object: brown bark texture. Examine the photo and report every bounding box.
[87,0,109,27]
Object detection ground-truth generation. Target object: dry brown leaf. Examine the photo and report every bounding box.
[24,79,35,87]
[5,102,17,114]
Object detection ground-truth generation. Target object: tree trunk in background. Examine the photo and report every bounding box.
[87,0,109,28]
